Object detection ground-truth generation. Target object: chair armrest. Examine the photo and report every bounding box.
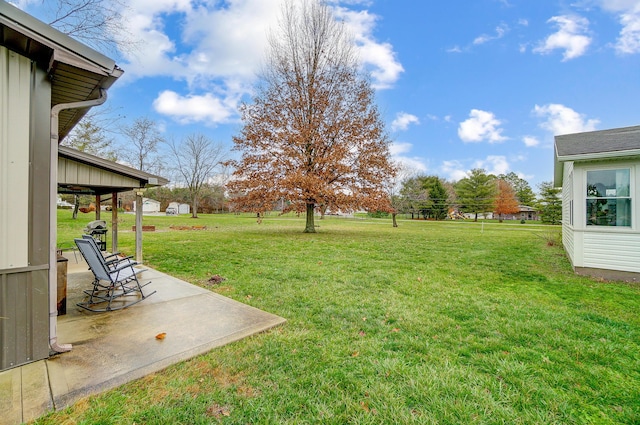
[112,260,140,273]
[105,255,134,266]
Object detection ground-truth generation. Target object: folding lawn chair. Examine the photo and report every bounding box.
[80,234,133,269]
[74,238,156,312]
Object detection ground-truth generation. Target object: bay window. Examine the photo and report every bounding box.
[586,168,631,227]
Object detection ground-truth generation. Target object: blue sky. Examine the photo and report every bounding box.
[16,0,640,188]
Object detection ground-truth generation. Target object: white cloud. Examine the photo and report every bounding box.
[115,0,402,123]
[473,23,509,45]
[533,103,599,135]
[440,156,510,181]
[389,142,427,173]
[616,7,640,53]
[7,0,34,9]
[473,155,510,176]
[395,157,428,174]
[458,109,507,143]
[441,160,469,181]
[153,90,236,124]
[332,7,404,89]
[389,142,412,156]
[598,1,640,53]
[522,136,540,147]
[391,112,420,132]
[533,15,592,61]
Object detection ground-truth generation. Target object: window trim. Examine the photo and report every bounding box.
[584,166,633,229]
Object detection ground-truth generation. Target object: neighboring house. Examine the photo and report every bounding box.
[462,212,494,220]
[132,198,161,213]
[497,205,540,221]
[554,125,640,280]
[0,3,123,371]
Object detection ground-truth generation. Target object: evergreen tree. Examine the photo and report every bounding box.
[455,169,497,221]
[538,181,562,225]
[423,176,449,220]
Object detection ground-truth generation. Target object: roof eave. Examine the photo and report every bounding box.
[0,2,116,72]
[58,146,169,188]
[556,148,640,163]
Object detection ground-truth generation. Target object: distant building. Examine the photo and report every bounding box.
[132,198,161,213]
[168,202,190,214]
[497,205,539,221]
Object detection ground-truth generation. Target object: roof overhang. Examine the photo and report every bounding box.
[554,144,640,187]
[553,125,640,187]
[58,146,169,196]
[0,1,123,141]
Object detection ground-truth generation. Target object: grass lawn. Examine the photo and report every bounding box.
[40,211,640,424]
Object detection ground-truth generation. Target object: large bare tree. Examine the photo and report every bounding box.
[42,0,137,54]
[226,0,396,233]
[120,117,165,174]
[168,134,227,219]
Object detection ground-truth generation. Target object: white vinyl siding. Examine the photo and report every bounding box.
[583,232,640,273]
[0,47,31,269]
[562,163,575,263]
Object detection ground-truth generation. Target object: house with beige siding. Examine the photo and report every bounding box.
[554,125,640,280]
[0,2,124,371]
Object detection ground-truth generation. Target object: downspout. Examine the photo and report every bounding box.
[49,89,107,353]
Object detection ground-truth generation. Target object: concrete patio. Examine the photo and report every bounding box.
[0,253,286,425]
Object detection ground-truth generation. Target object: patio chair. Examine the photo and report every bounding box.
[80,234,132,269]
[74,238,156,312]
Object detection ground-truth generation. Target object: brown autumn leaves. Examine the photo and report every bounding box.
[226,0,396,232]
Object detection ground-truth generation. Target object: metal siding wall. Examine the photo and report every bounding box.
[0,269,49,369]
[58,157,141,188]
[0,50,51,371]
[0,46,30,269]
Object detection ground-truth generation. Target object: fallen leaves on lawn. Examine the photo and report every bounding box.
[207,274,226,284]
[206,403,231,418]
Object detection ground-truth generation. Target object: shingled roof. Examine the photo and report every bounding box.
[554,125,640,186]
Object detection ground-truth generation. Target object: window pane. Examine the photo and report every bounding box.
[586,198,631,226]
[587,169,630,198]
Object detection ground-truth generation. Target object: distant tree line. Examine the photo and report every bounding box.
[393,169,561,225]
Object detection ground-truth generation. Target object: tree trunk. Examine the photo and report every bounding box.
[304,202,316,233]
[474,212,478,222]
[392,212,398,227]
[72,195,80,219]
[192,195,199,218]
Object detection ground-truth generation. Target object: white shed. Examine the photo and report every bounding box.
[554,125,640,280]
[133,198,161,213]
[168,201,190,214]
